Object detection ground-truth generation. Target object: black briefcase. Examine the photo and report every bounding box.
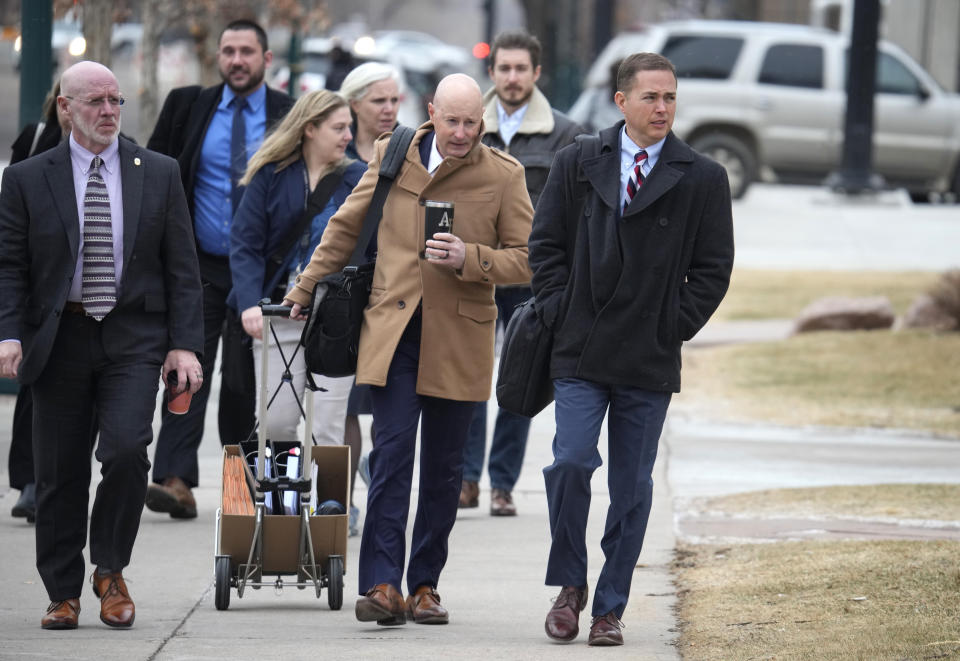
[495,296,554,417]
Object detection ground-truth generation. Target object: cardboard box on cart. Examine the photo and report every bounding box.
[218,444,350,574]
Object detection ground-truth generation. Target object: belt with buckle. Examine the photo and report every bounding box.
[63,301,87,315]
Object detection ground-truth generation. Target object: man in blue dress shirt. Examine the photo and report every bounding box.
[145,20,294,519]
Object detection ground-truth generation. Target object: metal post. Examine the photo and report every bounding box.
[287,19,302,99]
[484,0,496,48]
[19,0,53,131]
[593,0,614,58]
[826,0,885,195]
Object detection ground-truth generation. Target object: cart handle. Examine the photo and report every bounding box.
[259,300,304,318]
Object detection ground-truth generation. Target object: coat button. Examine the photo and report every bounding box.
[659,217,669,227]
[482,260,490,268]
[397,300,406,309]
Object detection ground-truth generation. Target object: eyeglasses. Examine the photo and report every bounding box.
[65,95,125,108]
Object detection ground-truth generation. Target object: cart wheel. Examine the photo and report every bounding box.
[215,555,232,611]
[327,555,344,610]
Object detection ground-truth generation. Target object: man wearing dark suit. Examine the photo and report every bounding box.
[0,61,204,630]
[529,53,734,646]
[145,19,294,519]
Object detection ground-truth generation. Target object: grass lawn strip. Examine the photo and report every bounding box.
[676,330,960,438]
[713,270,939,321]
[673,540,960,660]
[696,484,960,524]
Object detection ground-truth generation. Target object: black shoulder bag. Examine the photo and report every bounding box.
[495,134,599,417]
[300,126,416,378]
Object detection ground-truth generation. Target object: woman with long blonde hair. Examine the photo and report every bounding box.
[229,90,366,451]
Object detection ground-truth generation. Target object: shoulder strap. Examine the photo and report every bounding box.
[347,125,416,265]
[27,122,45,157]
[574,133,602,159]
[264,163,347,286]
[563,134,602,271]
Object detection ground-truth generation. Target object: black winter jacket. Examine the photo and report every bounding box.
[528,122,734,392]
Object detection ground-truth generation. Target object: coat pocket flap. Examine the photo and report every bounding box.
[458,298,497,323]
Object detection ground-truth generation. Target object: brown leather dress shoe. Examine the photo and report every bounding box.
[545,585,588,642]
[405,585,449,624]
[41,599,80,630]
[91,571,135,628]
[458,480,479,508]
[145,476,197,519]
[355,583,406,626]
[588,612,624,646]
[490,488,517,516]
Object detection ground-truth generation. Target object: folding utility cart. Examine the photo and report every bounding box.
[214,303,350,610]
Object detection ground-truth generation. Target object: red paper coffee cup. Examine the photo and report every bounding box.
[167,373,192,415]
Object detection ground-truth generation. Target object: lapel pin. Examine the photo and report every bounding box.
[134,157,141,166]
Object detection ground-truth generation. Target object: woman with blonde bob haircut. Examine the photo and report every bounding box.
[229,90,366,449]
[338,61,402,163]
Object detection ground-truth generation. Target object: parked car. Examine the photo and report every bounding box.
[270,37,443,127]
[12,21,143,70]
[568,20,960,201]
[353,30,471,72]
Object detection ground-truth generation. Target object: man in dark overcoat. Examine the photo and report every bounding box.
[528,52,734,647]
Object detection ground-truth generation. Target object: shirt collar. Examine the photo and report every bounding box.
[69,133,120,174]
[427,132,445,174]
[220,82,267,112]
[496,100,528,127]
[620,126,665,169]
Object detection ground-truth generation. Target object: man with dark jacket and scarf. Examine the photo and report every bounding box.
[460,30,583,517]
[144,19,294,519]
[529,52,734,647]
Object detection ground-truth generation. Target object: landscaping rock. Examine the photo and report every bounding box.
[900,294,959,331]
[793,296,895,333]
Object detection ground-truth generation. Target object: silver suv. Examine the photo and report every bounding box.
[568,20,960,201]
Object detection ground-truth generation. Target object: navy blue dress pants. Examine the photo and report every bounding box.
[360,313,475,595]
[544,377,671,618]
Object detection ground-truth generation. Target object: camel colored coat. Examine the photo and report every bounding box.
[286,123,533,401]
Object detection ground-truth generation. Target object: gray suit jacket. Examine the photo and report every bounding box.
[0,138,204,384]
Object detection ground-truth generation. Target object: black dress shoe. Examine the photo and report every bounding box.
[12,483,36,523]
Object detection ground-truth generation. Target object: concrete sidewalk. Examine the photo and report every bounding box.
[0,387,679,660]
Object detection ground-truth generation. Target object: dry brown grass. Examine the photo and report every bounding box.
[674,540,960,661]
[698,484,960,522]
[713,269,939,321]
[676,329,960,438]
[674,269,960,660]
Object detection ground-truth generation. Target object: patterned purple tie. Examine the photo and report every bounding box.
[81,156,116,320]
[623,149,648,214]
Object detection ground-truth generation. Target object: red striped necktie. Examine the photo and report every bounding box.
[623,149,648,214]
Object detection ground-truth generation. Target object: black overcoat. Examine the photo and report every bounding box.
[528,121,734,392]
